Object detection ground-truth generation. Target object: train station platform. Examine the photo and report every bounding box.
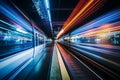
[0,0,120,80]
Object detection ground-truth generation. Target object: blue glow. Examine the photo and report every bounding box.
[71,9,120,36]
[0,2,44,37]
[0,3,32,32]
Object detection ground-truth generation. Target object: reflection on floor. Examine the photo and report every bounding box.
[0,42,120,80]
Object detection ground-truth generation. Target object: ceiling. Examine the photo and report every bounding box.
[50,0,79,38]
[50,0,79,25]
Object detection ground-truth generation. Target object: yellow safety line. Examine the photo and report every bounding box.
[50,45,61,80]
[56,45,70,80]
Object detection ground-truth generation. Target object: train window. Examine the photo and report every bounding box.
[34,33,44,46]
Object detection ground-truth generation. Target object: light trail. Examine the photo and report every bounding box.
[57,0,105,39]
[71,9,120,36]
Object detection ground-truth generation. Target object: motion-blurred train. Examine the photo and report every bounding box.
[63,10,120,46]
[0,1,45,79]
[0,22,45,58]
[64,29,120,46]
[69,32,120,45]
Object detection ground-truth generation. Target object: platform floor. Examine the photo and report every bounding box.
[1,42,120,80]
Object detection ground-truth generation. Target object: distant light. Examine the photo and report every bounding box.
[95,38,101,43]
[16,28,27,34]
[57,30,64,39]
[60,30,64,33]
[71,35,79,39]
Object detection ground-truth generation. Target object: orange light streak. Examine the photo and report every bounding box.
[57,0,105,39]
[62,0,88,28]
[78,22,120,37]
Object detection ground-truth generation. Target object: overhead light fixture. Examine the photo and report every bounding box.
[45,0,49,9]
[33,0,53,36]
[44,0,53,36]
